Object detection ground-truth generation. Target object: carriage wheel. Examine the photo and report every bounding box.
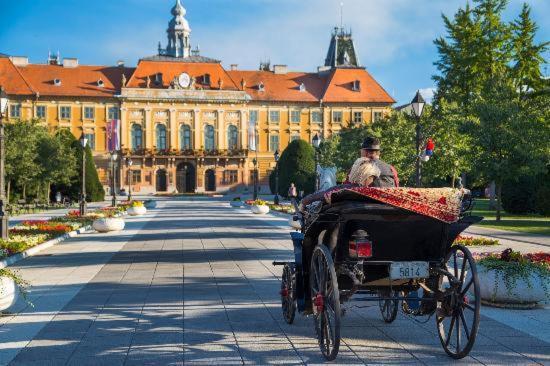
[436,244,480,359]
[378,290,399,323]
[310,245,341,361]
[280,263,297,324]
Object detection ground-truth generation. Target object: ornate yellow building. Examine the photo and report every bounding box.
[0,0,394,194]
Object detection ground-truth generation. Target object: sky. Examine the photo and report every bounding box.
[0,0,548,105]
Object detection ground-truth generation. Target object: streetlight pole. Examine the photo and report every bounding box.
[252,157,258,200]
[411,90,426,188]
[312,133,321,191]
[125,157,133,201]
[0,87,10,240]
[79,133,88,215]
[110,151,118,207]
[273,149,280,205]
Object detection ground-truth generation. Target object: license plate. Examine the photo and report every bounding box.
[390,262,429,279]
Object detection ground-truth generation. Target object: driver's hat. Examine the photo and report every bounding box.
[361,136,381,151]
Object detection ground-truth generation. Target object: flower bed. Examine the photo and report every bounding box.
[269,203,295,214]
[453,235,499,247]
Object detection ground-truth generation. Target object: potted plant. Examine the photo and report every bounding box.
[230,197,244,208]
[127,201,147,216]
[476,248,549,308]
[0,268,29,312]
[92,209,125,233]
[250,199,270,214]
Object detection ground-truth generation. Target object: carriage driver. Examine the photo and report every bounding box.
[359,136,399,188]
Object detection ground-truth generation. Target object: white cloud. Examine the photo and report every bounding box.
[418,87,436,104]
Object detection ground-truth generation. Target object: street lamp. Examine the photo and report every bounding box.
[0,87,10,239]
[312,133,321,191]
[273,149,280,205]
[411,90,426,187]
[125,157,133,201]
[110,151,118,207]
[79,133,88,215]
[252,157,258,200]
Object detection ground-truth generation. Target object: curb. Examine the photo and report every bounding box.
[0,225,92,269]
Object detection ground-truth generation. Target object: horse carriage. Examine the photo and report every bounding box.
[274,187,481,360]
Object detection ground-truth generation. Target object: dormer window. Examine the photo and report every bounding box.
[97,78,104,87]
[258,82,265,92]
[352,80,361,91]
[155,73,163,85]
[299,83,306,92]
[54,78,61,86]
[203,73,211,85]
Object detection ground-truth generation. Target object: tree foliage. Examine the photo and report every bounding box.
[271,139,315,196]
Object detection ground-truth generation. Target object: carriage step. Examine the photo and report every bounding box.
[272,261,293,266]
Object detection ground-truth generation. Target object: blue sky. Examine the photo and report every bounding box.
[1,0,548,105]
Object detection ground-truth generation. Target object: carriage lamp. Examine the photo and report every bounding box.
[411,90,426,187]
[79,133,88,216]
[273,149,280,205]
[0,87,9,240]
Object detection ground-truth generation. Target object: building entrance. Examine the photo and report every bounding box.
[176,162,195,193]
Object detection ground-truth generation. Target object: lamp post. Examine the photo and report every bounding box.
[79,133,88,216]
[312,133,321,191]
[0,87,10,239]
[110,151,118,207]
[252,157,258,200]
[273,149,280,205]
[125,157,133,201]
[411,90,426,188]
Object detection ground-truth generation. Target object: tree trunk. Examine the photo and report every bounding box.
[23,184,26,201]
[496,182,502,222]
[46,182,51,205]
[7,180,10,203]
[451,175,456,188]
[488,181,496,209]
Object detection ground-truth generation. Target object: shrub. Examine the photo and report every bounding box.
[501,176,537,214]
[453,235,499,246]
[271,139,315,197]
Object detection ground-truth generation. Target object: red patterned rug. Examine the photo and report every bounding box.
[324,187,465,223]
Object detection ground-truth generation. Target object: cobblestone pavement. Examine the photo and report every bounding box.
[2,198,549,365]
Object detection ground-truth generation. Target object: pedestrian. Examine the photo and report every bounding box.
[288,183,297,206]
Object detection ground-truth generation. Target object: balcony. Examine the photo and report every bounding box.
[122,148,249,158]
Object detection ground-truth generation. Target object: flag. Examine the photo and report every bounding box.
[107,119,120,152]
[248,119,257,152]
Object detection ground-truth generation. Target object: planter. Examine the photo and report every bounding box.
[478,264,548,306]
[251,205,270,214]
[230,201,244,208]
[144,200,157,209]
[92,217,125,233]
[128,206,147,216]
[0,276,19,311]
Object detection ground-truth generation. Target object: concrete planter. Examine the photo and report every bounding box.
[93,217,125,232]
[251,205,270,214]
[144,200,157,209]
[128,206,147,216]
[478,264,548,306]
[230,201,244,208]
[0,276,19,311]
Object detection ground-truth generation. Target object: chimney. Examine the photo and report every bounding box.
[230,64,238,71]
[273,65,288,74]
[9,56,29,67]
[62,58,79,68]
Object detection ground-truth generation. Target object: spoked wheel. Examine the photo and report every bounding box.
[280,263,297,324]
[436,244,480,359]
[310,245,341,361]
[378,290,399,323]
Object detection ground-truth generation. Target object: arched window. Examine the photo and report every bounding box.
[156,124,167,150]
[204,125,215,151]
[227,125,238,151]
[180,124,192,150]
[131,124,143,151]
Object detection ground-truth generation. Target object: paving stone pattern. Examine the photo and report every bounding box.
[5,198,550,365]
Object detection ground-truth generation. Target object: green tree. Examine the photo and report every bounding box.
[273,139,315,196]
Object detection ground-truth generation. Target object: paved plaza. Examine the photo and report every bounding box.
[0,198,549,365]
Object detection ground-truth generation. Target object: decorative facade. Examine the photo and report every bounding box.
[0,0,395,194]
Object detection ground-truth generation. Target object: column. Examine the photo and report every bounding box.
[217,110,225,150]
[193,109,201,150]
[120,107,128,149]
[144,108,153,149]
[169,108,177,150]
[240,110,247,150]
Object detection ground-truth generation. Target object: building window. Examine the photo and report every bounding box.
[249,110,258,123]
[373,111,383,122]
[269,134,279,152]
[204,125,215,151]
[223,170,238,185]
[353,111,363,124]
[227,125,238,150]
[269,110,280,123]
[36,105,46,119]
[332,111,342,123]
[131,124,143,151]
[290,110,300,123]
[156,124,167,150]
[9,104,21,119]
[312,111,322,123]
[290,134,300,142]
[131,170,142,184]
[84,106,94,119]
[180,124,192,150]
[108,107,119,120]
[60,106,71,119]
[84,132,95,150]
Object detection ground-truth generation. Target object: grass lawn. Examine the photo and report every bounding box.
[471,199,550,236]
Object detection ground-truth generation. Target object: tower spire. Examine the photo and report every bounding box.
[158,0,192,58]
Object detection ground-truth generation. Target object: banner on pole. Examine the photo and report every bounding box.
[106,119,120,152]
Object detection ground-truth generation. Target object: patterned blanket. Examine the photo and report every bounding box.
[324,187,465,223]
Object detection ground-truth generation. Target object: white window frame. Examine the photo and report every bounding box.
[269,110,280,124]
[311,110,323,124]
[332,110,342,123]
[10,104,21,118]
[84,106,95,120]
[60,106,71,120]
[36,105,47,119]
[353,111,363,124]
[290,110,300,123]
[269,134,279,152]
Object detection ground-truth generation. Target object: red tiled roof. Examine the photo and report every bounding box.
[322,68,395,103]
[0,58,36,96]
[17,64,132,97]
[126,60,239,90]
